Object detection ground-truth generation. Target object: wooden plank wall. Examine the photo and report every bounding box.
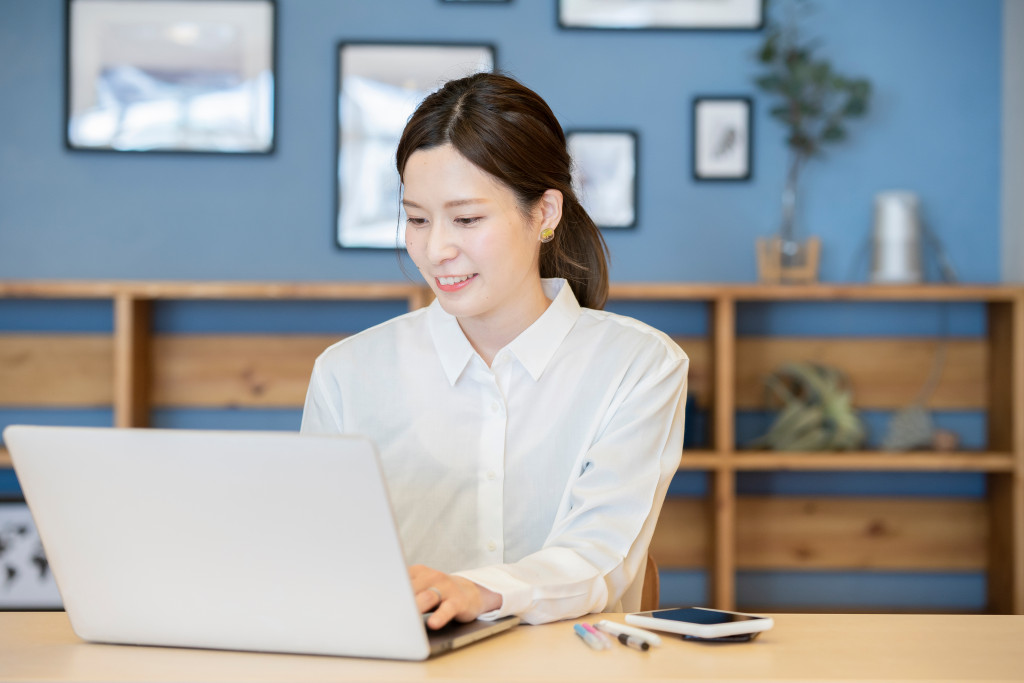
[0,334,986,410]
[0,331,989,574]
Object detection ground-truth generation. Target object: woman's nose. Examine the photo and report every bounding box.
[426,225,458,265]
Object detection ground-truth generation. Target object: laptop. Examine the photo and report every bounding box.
[3,425,519,660]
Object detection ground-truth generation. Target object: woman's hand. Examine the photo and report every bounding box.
[408,564,503,629]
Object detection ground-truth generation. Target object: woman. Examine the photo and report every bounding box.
[301,72,688,628]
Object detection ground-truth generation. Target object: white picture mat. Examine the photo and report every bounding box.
[67,0,275,153]
[336,44,494,249]
[568,132,637,228]
[560,0,762,28]
[694,99,750,179]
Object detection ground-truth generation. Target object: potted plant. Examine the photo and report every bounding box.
[753,0,872,282]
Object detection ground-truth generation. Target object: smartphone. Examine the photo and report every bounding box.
[625,607,774,640]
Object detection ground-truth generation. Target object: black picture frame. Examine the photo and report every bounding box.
[692,97,753,182]
[64,0,277,154]
[335,41,496,250]
[566,129,639,229]
[558,0,764,31]
[0,499,62,611]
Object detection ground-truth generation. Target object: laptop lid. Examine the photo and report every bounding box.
[4,425,517,660]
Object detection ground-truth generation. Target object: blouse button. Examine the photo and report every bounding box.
[486,470,497,480]
[486,541,497,552]
[490,401,500,413]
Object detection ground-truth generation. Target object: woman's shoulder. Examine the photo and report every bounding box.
[576,307,689,365]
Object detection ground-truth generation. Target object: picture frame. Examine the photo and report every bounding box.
[336,42,495,250]
[692,97,753,182]
[65,0,276,154]
[566,130,638,229]
[0,500,62,610]
[558,0,764,30]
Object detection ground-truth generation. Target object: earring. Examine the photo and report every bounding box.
[539,228,555,243]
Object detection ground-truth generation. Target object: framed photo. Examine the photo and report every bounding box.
[65,0,276,153]
[558,0,763,30]
[0,500,62,610]
[567,130,638,229]
[692,97,752,181]
[336,42,495,250]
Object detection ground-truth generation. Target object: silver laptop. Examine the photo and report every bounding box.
[3,425,518,660]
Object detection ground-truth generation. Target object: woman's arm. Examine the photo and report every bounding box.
[456,349,689,624]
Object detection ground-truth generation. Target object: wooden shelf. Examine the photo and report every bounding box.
[730,451,1017,472]
[2,280,1022,615]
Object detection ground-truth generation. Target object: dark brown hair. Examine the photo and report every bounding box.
[396,72,610,310]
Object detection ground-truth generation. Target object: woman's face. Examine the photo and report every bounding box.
[402,144,559,337]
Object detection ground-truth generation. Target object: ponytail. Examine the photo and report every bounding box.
[541,193,609,310]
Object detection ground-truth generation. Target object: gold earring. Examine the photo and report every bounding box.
[539,228,555,243]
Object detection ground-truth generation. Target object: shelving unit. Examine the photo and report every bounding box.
[1,281,1021,613]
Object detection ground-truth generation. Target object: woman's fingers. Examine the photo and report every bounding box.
[408,565,479,629]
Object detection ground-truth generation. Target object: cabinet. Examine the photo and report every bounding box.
[2,281,1022,613]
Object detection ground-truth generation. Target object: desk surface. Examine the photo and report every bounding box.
[1,611,1022,683]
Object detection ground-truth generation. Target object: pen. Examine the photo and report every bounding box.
[582,622,613,649]
[573,623,604,650]
[617,633,650,651]
[595,620,662,647]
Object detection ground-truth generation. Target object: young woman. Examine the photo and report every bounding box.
[301,72,688,628]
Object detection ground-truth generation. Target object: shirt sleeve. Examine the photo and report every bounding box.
[455,345,689,624]
[299,358,345,435]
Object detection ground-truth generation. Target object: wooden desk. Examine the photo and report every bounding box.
[1,612,1022,682]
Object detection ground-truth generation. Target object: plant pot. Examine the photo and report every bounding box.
[756,236,820,284]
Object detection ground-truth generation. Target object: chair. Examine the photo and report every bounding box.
[640,553,660,611]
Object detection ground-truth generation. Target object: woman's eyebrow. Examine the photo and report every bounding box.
[402,198,490,209]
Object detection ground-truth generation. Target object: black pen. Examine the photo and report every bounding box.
[617,633,650,651]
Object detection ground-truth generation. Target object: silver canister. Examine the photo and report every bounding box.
[871,191,923,284]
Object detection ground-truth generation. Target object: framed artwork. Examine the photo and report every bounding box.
[558,0,763,30]
[566,130,638,229]
[65,0,276,154]
[0,500,62,610]
[692,97,753,181]
[336,42,495,250]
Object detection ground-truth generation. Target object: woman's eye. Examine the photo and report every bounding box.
[455,216,482,226]
[406,217,428,227]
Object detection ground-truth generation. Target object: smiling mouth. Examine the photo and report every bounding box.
[435,274,477,291]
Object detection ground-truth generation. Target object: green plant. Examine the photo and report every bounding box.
[750,362,866,451]
[753,0,872,250]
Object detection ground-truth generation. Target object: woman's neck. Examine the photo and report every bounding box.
[458,283,551,367]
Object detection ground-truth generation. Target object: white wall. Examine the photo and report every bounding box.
[1003,0,1024,282]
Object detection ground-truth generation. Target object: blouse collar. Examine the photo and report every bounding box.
[428,278,582,385]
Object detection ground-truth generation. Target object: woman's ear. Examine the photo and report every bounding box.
[536,189,563,234]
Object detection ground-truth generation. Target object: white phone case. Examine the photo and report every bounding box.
[625,607,774,639]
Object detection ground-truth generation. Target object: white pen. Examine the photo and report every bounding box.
[595,619,663,647]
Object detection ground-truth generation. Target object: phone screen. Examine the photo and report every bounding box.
[651,608,762,625]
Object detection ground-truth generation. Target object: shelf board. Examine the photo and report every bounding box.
[0,447,10,469]
[678,450,721,469]
[609,282,1021,302]
[731,450,1015,472]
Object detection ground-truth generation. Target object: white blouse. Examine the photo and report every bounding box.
[300,279,688,624]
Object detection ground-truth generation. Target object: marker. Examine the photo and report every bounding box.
[617,633,650,651]
[582,622,613,649]
[573,623,604,650]
[595,620,662,647]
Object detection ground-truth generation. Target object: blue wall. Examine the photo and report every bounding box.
[0,0,1003,282]
[0,0,1005,612]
